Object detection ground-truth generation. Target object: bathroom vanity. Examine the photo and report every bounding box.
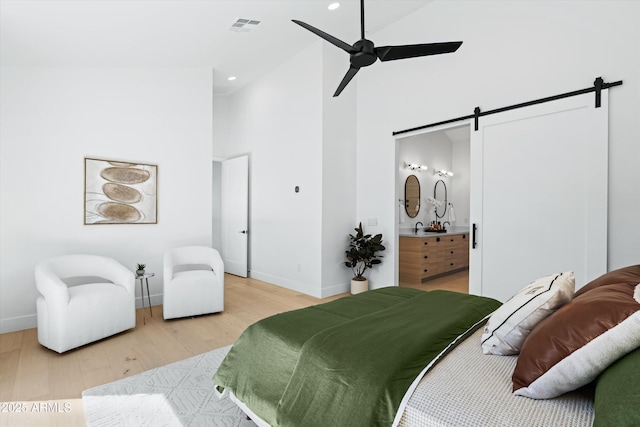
[399,229,469,284]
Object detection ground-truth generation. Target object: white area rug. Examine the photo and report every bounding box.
[82,345,257,427]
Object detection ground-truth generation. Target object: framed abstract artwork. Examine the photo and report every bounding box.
[84,158,158,224]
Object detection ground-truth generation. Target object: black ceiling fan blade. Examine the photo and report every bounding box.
[376,41,463,62]
[334,66,360,97]
[292,20,356,54]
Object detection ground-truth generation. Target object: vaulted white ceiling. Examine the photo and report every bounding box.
[0,0,432,94]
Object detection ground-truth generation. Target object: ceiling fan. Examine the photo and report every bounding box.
[292,0,462,97]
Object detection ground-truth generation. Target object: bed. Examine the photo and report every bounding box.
[214,266,640,427]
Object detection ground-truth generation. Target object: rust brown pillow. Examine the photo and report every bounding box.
[574,264,640,297]
[512,266,640,399]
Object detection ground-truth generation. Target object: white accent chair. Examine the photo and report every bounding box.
[35,254,136,353]
[163,246,224,320]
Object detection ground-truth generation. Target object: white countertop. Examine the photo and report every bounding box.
[399,226,470,237]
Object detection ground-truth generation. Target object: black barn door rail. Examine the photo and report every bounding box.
[393,77,623,136]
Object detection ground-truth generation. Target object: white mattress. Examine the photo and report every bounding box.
[398,328,595,427]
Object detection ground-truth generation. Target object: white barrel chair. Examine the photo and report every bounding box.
[163,246,224,320]
[35,254,136,353]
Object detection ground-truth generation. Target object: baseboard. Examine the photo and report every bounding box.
[0,313,37,334]
[249,271,351,299]
[249,271,322,298]
[320,282,350,298]
[137,293,163,310]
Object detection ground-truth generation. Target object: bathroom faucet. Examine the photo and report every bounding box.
[415,222,423,233]
[443,221,451,230]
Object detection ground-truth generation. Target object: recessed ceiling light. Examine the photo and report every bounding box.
[228,76,237,81]
[328,3,340,11]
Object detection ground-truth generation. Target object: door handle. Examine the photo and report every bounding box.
[472,224,477,249]
[239,230,247,234]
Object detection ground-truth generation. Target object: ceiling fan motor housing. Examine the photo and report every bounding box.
[351,39,377,67]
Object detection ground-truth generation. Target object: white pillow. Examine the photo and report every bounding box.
[481,271,575,355]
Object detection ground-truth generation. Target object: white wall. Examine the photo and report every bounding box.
[212,160,222,252]
[213,41,359,297]
[321,44,358,296]
[214,44,325,296]
[358,0,640,290]
[398,131,455,228]
[0,67,213,333]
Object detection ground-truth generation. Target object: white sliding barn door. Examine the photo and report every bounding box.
[469,92,608,302]
[221,155,249,277]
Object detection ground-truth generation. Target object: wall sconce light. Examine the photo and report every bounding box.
[404,162,428,172]
[434,169,454,177]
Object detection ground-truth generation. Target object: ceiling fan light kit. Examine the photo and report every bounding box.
[293,0,462,97]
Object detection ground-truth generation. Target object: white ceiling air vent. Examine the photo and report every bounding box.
[229,18,261,33]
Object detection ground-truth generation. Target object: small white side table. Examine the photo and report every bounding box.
[136,272,154,324]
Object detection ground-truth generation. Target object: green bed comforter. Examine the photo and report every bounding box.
[214,287,501,427]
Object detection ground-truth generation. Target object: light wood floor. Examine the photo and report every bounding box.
[0,271,468,426]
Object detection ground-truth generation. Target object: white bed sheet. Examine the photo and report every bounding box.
[398,328,594,427]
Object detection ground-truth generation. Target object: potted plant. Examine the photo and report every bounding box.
[344,223,385,294]
[136,263,146,276]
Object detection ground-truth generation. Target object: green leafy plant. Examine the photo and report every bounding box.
[344,223,385,280]
[136,263,146,271]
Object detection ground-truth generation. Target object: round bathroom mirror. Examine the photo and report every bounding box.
[434,179,448,219]
[404,175,420,218]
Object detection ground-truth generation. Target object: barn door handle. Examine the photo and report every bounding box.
[472,224,478,249]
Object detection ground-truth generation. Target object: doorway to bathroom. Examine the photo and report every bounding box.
[396,123,471,294]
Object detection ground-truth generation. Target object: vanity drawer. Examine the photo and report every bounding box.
[421,261,445,279]
[421,250,444,264]
[445,255,468,272]
[444,233,468,249]
[445,247,468,259]
[420,236,444,249]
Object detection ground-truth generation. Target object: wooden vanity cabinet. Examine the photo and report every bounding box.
[399,233,469,284]
[444,234,470,272]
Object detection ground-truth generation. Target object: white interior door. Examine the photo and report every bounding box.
[469,92,608,302]
[222,155,249,277]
